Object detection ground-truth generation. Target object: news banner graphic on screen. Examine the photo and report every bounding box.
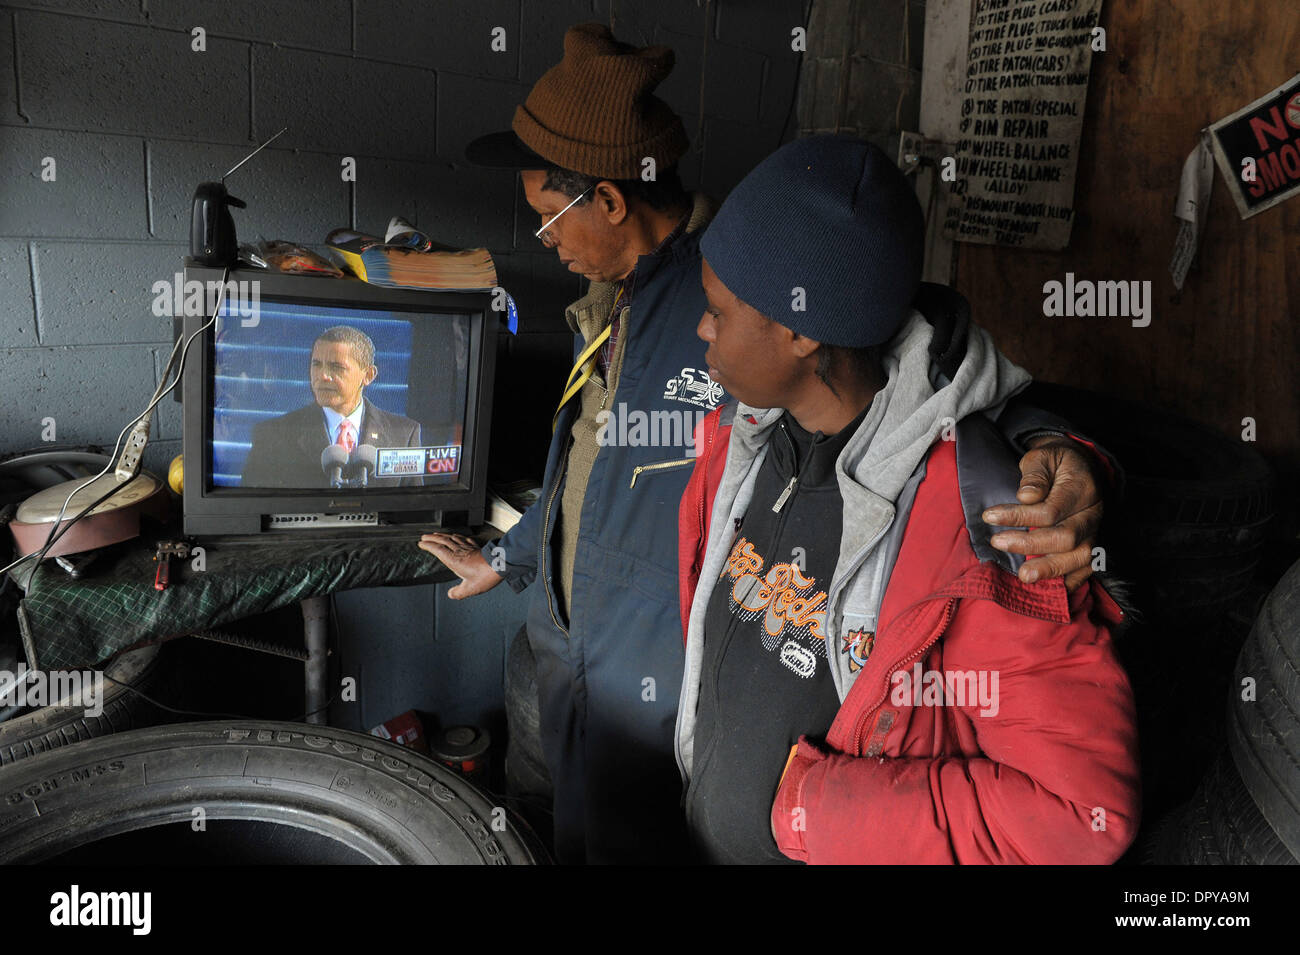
[211,299,469,490]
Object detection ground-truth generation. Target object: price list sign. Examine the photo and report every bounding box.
[943,0,1104,250]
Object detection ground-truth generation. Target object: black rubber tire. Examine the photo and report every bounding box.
[0,642,169,765]
[503,626,552,802]
[1145,754,1294,864]
[1145,787,1223,866]
[0,721,547,864]
[1020,382,1275,619]
[1228,558,1300,857]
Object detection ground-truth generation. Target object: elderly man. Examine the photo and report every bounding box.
[420,23,1108,864]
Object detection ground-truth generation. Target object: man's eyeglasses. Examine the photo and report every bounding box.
[535,187,593,249]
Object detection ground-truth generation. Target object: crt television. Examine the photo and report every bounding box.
[180,262,498,535]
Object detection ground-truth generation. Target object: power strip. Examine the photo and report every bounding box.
[114,416,152,480]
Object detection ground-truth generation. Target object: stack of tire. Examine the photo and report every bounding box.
[1146,558,1300,863]
[0,721,547,864]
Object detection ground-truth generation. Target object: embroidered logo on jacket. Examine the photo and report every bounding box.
[664,367,725,410]
[780,642,817,678]
[841,628,876,673]
[720,536,828,678]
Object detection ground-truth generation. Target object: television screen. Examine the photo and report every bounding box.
[211,298,470,491]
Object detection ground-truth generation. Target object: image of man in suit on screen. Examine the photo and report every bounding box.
[242,325,424,488]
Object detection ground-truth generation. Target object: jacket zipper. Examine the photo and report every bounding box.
[598,305,629,413]
[695,416,715,544]
[693,420,811,777]
[770,419,807,512]
[629,457,694,488]
[540,461,569,637]
[851,597,957,754]
[771,476,797,512]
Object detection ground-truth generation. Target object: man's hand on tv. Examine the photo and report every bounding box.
[418,532,503,599]
[982,435,1104,593]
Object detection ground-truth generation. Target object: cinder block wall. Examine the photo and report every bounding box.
[0,0,820,733]
[0,0,811,477]
[798,0,924,158]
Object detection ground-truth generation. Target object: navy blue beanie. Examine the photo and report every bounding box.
[700,135,925,348]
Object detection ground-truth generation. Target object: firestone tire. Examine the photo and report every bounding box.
[0,721,547,864]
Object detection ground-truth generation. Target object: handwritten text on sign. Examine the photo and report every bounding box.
[943,0,1104,250]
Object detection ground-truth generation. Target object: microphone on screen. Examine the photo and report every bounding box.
[321,445,348,488]
[349,444,379,487]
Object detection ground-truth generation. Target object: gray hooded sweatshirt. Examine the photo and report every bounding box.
[675,310,1032,777]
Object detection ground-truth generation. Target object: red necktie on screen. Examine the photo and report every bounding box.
[336,420,356,453]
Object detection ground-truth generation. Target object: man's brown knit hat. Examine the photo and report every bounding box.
[510,23,688,179]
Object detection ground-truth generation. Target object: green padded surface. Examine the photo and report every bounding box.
[14,528,465,670]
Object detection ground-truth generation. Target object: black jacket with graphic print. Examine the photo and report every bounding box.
[685,407,867,864]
